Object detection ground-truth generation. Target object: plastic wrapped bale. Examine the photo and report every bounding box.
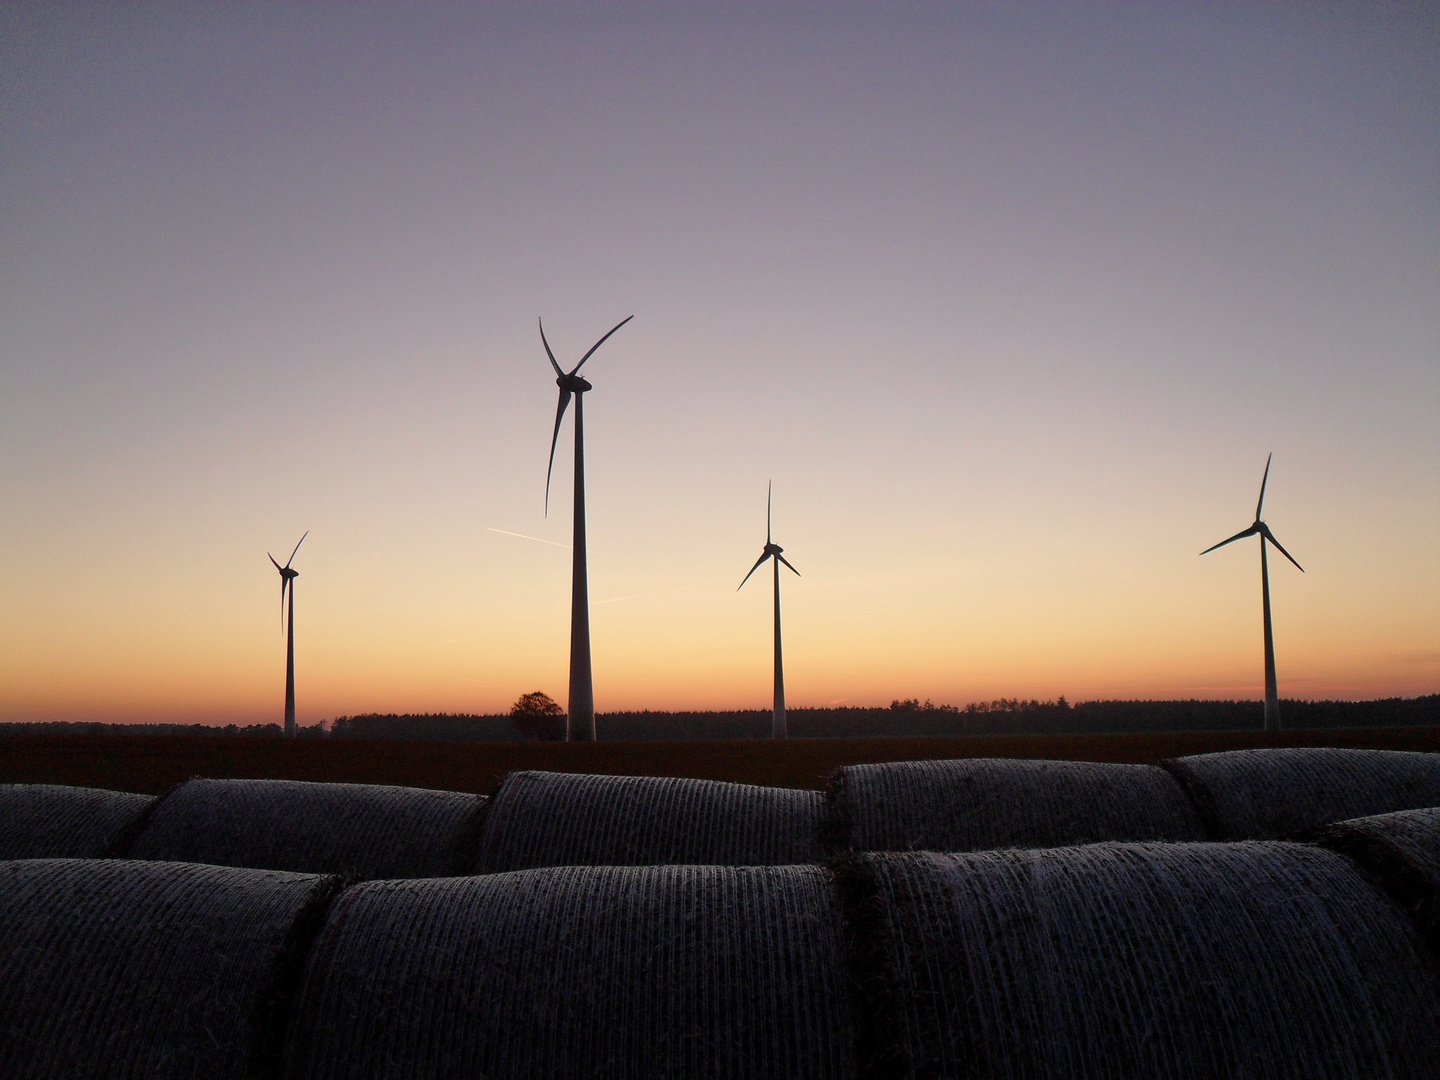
[835,842,1440,1079]
[1315,806,1440,960]
[826,758,1204,854]
[1163,748,1440,840]
[284,864,853,1080]
[125,778,485,878]
[473,771,825,872]
[0,783,155,859]
[0,858,341,1080]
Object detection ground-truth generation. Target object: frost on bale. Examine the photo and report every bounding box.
[283,864,854,1080]
[126,778,486,878]
[0,783,156,860]
[0,858,335,1080]
[827,758,1204,854]
[473,771,825,872]
[836,843,1440,1080]
[1163,748,1440,840]
[1315,806,1440,962]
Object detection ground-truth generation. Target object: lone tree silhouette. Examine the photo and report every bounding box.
[511,691,565,742]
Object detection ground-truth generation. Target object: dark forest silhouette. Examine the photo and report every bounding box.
[6,695,1434,742]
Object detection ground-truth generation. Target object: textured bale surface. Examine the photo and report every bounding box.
[0,858,330,1080]
[1165,747,1440,839]
[842,843,1440,1079]
[286,864,853,1080]
[0,783,155,859]
[830,758,1204,853]
[1316,806,1440,959]
[128,778,485,877]
[474,770,825,871]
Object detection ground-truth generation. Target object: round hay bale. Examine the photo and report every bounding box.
[0,858,337,1079]
[0,783,155,860]
[836,842,1440,1079]
[473,771,825,873]
[127,778,485,879]
[1315,806,1440,962]
[284,864,853,1080]
[827,758,1204,854]
[1163,748,1440,840]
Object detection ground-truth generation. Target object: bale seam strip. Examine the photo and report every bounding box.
[1157,758,1224,840]
[100,777,189,857]
[246,872,352,1080]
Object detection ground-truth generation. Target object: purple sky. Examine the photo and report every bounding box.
[2,4,1436,722]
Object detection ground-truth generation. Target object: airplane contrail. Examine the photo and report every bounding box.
[485,527,570,549]
[596,584,698,605]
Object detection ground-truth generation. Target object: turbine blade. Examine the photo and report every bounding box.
[777,553,801,577]
[279,577,288,633]
[1256,452,1272,520]
[1199,525,1259,556]
[286,530,308,569]
[767,480,772,546]
[569,315,634,375]
[268,553,282,571]
[538,318,563,377]
[737,551,770,591]
[545,390,572,515]
[1260,524,1305,573]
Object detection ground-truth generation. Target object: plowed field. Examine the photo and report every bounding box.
[3,727,1437,795]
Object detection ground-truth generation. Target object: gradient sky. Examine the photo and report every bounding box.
[2,3,1436,725]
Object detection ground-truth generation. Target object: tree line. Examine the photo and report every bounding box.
[5,694,1434,742]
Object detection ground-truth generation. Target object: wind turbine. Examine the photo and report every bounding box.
[738,482,801,739]
[1200,454,1304,731]
[541,314,633,742]
[268,531,307,737]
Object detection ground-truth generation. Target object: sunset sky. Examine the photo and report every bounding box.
[2,4,1436,725]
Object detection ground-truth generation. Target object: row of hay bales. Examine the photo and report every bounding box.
[5,748,1440,873]
[6,808,1440,1078]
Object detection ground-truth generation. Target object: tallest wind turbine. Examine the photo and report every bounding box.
[1201,454,1304,731]
[541,314,633,742]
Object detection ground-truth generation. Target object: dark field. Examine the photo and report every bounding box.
[4,726,1439,795]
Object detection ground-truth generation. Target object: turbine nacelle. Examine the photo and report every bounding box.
[267,531,308,631]
[738,485,800,590]
[541,315,634,515]
[1198,454,1304,573]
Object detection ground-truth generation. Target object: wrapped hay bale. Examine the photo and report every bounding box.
[837,843,1440,1079]
[473,770,824,872]
[1315,806,1440,960]
[0,783,155,859]
[127,778,485,878]
[284,864,853,1080]
[1163,748,1440,839]
[828,758,1204,853]
[0,858,340,1080]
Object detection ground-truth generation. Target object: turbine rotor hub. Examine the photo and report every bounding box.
[557,373,592,393]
